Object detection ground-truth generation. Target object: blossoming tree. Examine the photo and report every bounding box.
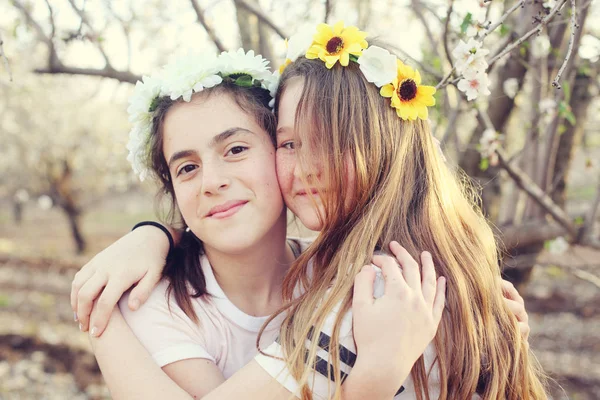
[2,0,599,283]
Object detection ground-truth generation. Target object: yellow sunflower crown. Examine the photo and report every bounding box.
[280,21,436,121]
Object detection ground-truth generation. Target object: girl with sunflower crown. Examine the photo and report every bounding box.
[73,22,538,400]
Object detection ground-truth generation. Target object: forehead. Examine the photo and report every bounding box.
[162,92,268,158]
[277,78,304,128]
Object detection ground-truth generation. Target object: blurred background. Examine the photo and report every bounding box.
[0,0,599,398]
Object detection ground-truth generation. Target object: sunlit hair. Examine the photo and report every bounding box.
[146,83,275,322]
[261,55,548,399]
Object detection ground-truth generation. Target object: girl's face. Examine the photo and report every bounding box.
[162,92,285,254]
[275,78,355,232]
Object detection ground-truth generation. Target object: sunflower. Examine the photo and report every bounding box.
[380,60,436,121]
[305,21,368,69]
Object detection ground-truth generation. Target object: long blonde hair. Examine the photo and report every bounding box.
[261,56,547,399]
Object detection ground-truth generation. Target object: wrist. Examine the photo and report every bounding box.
[344,356,409,400]
[131,224,171,259]
[131,221,174,257]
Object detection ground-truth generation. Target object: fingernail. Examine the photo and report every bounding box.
[131,298,140,311]
[90,326,97,337]
[74,312,78,322]
[79,323,83,331]
[422,251,431,258]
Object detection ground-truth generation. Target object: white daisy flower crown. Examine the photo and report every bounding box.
[126,49,277,181]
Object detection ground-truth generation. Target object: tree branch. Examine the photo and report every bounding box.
[234,0,287,39]
[0,31,13,82]
[487,0,568,66]
[496,148,577,236]
[482,0,525,41]
[190,0,226,52]
[35,64,140,84]
[552,0,578,88]
[442,0,455,70]
[66,0,112,67]
[324,0,333,23]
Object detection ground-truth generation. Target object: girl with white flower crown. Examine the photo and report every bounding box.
[73,23,536,400]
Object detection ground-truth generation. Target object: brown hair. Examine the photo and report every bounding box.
[146,83,275,322]
[264,56,548,399]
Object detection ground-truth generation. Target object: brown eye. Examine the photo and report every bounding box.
[177,164,198,176]
[227,146,248,156]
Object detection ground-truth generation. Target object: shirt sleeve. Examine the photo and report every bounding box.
[119,280,215,367]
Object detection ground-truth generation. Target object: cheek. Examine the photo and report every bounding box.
[275,151,295,198]
[173,182,198,220]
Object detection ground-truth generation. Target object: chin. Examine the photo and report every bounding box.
[297,212,323,232]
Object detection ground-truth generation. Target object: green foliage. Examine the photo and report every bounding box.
[574,216,584,226]
[499,24,510,37]
[460,13,473,34]
[0,294,10,307]
[479,157,490,171]
[558,101,576,125]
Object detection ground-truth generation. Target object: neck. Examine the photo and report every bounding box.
[204,214,294,317]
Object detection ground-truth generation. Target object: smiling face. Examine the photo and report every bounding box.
[275,78,356,232]
[162,91,285,254]
[275,78,325,231]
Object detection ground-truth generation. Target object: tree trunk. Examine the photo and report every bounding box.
[13,201,23,224]
[49,159,88,254]
[550,71,594,208]
[233,0,275,65]
[63,205,86,254]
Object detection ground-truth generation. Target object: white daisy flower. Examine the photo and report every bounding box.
[218,49,272,83]
[160,53,222,102]
[127,74,162,125]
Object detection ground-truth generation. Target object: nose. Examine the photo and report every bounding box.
[201,161,230,195]
[293,159,320,182]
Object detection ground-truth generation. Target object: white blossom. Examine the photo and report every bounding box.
[357,46,398,87]
[503,78,519,99]
[38,195,53,210]
[457,70,491,101]
[452,39,490,75]
[539,98,557,123]
[479,129,501,165]
[543,0,557,9]
[548,236,569,255]
[531,35,551,59]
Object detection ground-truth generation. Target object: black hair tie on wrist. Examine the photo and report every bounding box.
[131,221,175,257]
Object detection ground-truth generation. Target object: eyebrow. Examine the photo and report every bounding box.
[167,127,255,170]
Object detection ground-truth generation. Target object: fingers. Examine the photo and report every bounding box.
[76,273,108,332]
[505,298,528,323]
[372,254,407,295]
[88,279,131,337]
[432,277,447,324]
[70,265,96,316]
[353,265,377,307]
[501,279,524,305]
[519,322,531,342]
[389,241,420,289]
[129,270,162,311]
[420,251,437,307]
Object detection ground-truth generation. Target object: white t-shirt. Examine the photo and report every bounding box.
[254,267,443,399]
[119,238,310,378]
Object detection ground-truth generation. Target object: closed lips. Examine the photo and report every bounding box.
[205,200,248,217]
